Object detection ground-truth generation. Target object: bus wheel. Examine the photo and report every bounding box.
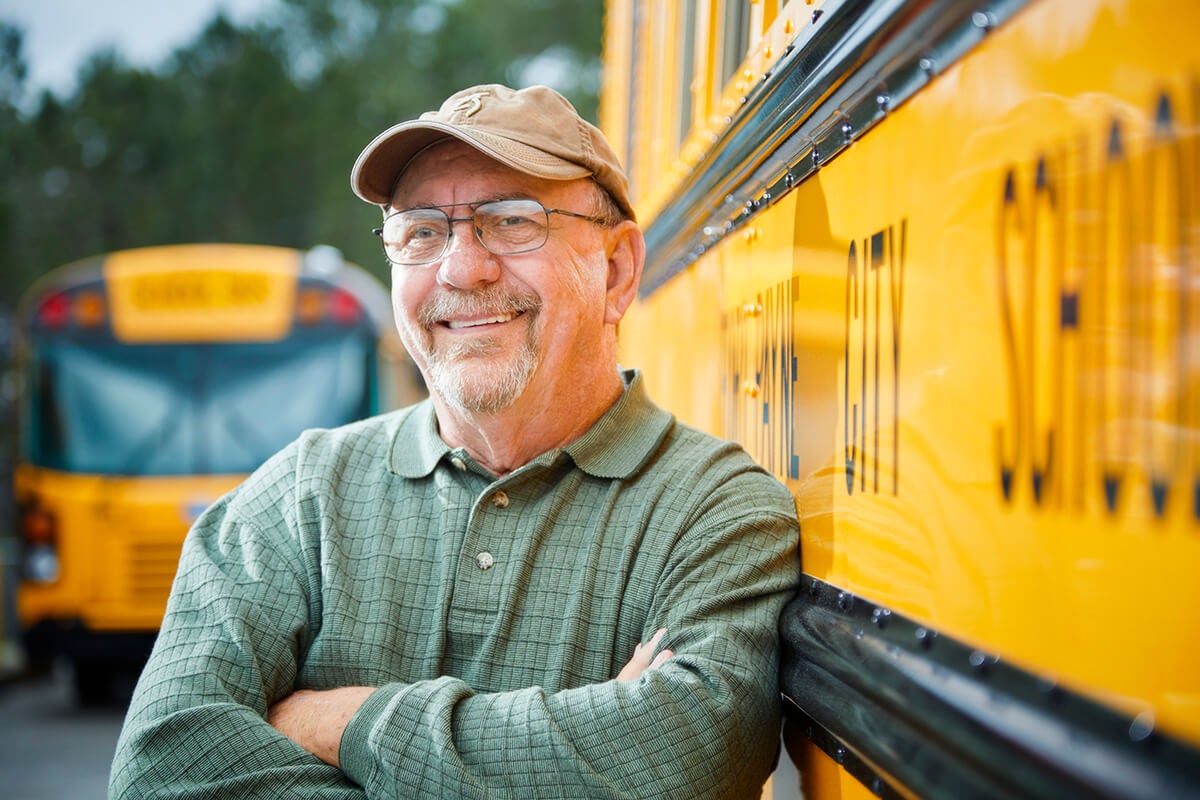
[72,660,114,706]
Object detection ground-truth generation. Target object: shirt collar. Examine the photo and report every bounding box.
[388,368,674,480]
[562,369,674,479]
[388,401,450,478]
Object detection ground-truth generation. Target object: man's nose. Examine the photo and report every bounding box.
[437,219,501,289]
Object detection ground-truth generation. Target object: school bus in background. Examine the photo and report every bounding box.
[12,243,422,703]
[601,0,1200,797]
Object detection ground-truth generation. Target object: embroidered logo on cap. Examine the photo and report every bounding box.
[450,92,488,119]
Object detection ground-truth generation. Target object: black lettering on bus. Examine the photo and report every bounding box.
[888,221,906,495]
[1097,118,1134,514]
[993,84,1200,522]
[842,223,905,496]
[1146,91,1185,518]
[996,167,1024,503]
[1191,78,1200,521]
[1032,153,1065,506]
[844,240,859,494]
[722,275,802,482]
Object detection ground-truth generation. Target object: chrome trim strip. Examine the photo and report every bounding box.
[781,576,1200,799]
[638,0,1033,297]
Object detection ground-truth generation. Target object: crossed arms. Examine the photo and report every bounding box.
[109,440,799,799]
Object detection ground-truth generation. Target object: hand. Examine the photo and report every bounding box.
[616,628,673,681]
[267,686,377,767]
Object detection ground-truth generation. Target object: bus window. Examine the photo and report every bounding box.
[719,0,752,90]
[26,335,376,476]
[674,0,699,153]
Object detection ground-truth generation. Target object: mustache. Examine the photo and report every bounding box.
[417,285,542,329]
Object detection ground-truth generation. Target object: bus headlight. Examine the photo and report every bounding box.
[19,502,60,583]
[23,544,60,583]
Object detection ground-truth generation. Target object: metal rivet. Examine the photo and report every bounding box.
[1129,711,1155,742]
[968,650,990,674]
[871,608,891,628]
[972,11,995,30]
[919,56,936,74]
[812,9,823,23]
[915,627,935,649]
[876,93,890,112]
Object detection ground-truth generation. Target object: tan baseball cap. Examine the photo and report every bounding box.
[351,84,635,221]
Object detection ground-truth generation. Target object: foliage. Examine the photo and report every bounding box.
[0,0,604,309]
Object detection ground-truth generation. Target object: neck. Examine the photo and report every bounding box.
[433,367,625,476]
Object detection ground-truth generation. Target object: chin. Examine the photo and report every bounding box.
[432,354,539,415]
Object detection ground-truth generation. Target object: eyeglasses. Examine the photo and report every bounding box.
[373,199,610,266]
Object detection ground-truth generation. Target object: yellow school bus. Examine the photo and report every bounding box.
[12,243,421,703]
[601,0,1200,797]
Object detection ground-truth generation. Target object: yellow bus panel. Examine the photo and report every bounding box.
[105,244,300,343]
[606,0,1200,795]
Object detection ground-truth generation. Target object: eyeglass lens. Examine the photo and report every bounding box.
[381,199,551,265]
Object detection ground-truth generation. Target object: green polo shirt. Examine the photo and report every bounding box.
[110,370,800,800]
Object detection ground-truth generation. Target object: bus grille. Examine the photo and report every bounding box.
[128,539,184,603]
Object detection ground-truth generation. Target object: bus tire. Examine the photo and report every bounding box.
[72,659,113,706]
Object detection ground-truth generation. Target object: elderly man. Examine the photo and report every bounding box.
[110,84,799,799]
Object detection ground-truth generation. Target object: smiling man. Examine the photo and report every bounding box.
[110,84,800,800]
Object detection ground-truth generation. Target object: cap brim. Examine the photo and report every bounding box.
[351,120,592,206]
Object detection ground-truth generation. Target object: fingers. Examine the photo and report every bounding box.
[616,628,672,682]
[648,647,674,670]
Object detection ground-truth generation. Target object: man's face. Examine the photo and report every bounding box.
[387,140,611,415]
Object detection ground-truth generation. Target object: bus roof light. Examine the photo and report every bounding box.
[297,288,325,325]
[38,293,72,329]
[74,291,107,327]
[329,289,362,326]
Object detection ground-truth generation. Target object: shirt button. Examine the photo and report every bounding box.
[450,456,467,471]
[490,491,509,508]
[475,551,494,571]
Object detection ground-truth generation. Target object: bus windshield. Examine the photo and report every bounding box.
[26,333,375,476]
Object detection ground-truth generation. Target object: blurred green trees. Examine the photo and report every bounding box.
[0,0,604,309]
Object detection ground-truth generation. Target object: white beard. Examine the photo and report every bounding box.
[426,333,540,414]
[414,284,543,414]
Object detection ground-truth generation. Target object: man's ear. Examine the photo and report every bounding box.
[604,221,645,325]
